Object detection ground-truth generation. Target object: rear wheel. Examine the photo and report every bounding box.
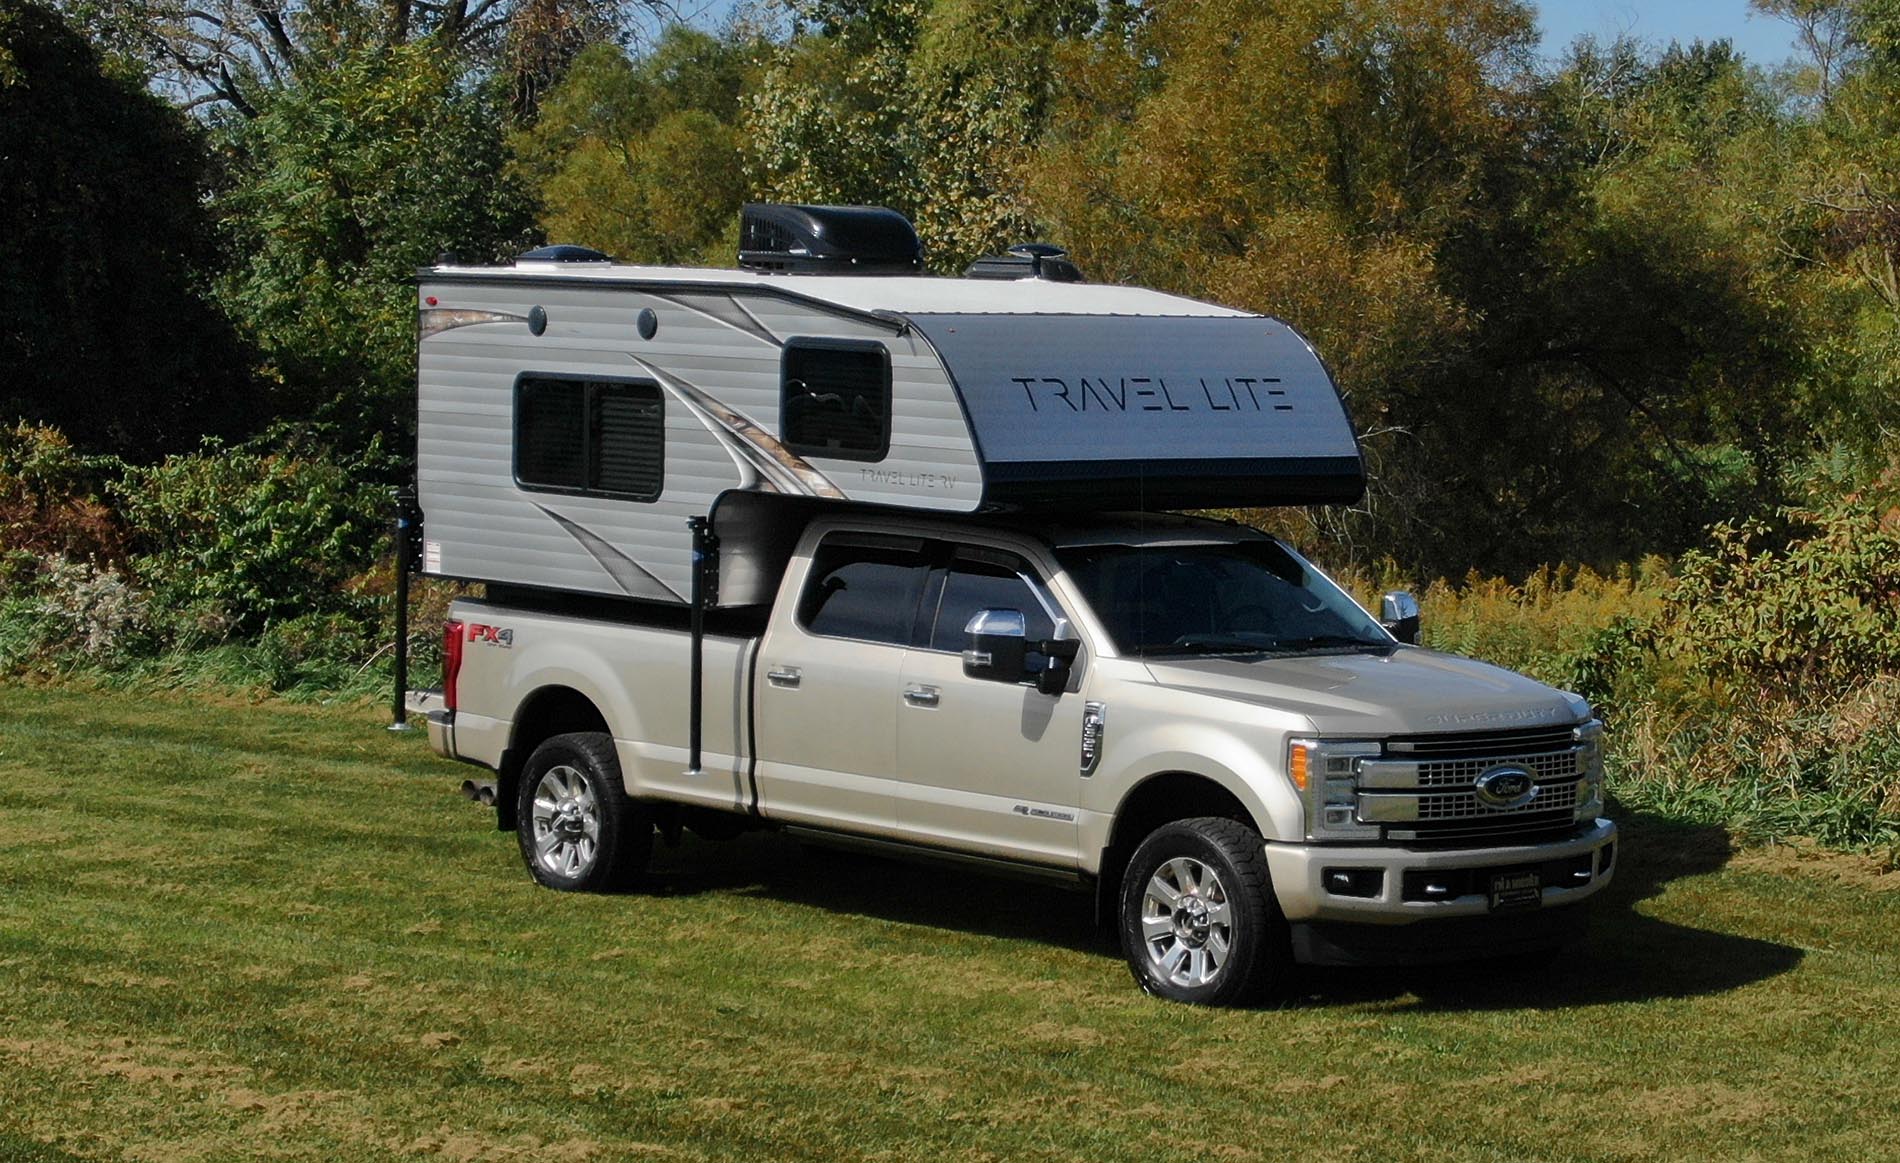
[1119,817,1288,1006]
[515,732,651,892]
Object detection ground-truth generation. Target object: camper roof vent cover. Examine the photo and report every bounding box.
[517,244,613,264]
[739,204,924,275]
[963,243,1085,283]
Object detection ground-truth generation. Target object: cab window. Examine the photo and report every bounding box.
[798,536,930,646]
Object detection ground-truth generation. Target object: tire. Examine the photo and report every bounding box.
[1119,817,1288,1006]
[515,732,652,892]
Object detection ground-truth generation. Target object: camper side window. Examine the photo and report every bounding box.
[781,340,891,462]
[515,376,664,501]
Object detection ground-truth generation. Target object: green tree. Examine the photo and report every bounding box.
[0,0,261,459]
[510,27,758,264]
[213,38,535,450]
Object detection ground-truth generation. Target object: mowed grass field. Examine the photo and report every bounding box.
[1,686,1897,1162]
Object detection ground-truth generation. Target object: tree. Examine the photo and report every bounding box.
[511,27,758,264]
[212,38,535,450]
[0,0,261,458]
[59,0,664,116]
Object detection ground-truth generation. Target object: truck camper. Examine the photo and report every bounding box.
[413,204,1615,1005]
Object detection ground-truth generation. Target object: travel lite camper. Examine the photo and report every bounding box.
[413,205,1615,1006]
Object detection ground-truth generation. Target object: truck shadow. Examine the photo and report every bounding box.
[641,806,1805,1008]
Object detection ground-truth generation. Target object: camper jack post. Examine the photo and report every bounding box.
[685,515,719,776]
[388,483,419,733]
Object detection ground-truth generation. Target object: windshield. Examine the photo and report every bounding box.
[1055,539,1392,657]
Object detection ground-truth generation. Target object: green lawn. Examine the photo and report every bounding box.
[0,685,1895,1162]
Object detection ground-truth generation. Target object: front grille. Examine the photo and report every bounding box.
[1413,748,1582,787]
[1360,725,1585,846]
[1414,780,1578,820]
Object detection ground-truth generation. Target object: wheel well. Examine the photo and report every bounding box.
[496,686,611,830]
[1094,772,1259,932]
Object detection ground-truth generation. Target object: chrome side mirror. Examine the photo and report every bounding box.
[1380,591,1420,645]
[963,608,1028,682]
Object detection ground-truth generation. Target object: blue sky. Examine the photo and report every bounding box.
[1535,1,1803,62]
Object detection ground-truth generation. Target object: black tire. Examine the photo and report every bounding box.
[1119,817,1288,1006]
[514,732,652,892]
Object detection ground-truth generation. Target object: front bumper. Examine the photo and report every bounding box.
[1262,817,1617,925]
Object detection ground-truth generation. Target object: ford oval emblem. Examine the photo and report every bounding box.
[1474,765,1537,809]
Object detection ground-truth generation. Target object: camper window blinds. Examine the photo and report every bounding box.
[515,376,664,501]
[781,340,891,462]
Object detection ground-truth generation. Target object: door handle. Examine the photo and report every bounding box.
[767,667,802,688]
[903,685,940,707]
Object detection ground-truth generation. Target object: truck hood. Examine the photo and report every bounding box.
[1141,647,1584,735]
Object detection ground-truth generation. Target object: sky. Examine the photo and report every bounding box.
[1535,1,1803,63]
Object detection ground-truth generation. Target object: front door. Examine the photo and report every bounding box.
[892,544,1085,867]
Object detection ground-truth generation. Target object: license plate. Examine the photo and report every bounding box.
[1489,869,1542,911]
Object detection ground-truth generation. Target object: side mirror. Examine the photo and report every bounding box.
[1380,591,1421,645]
[963,608,1028,682]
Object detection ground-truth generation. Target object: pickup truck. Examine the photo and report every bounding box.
[427,509,1615,1005]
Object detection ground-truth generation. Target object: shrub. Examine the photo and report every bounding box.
[112,437,389,640]
[0,422,127,568]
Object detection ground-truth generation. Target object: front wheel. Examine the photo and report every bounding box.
[1119,817,1288,1006]
[515,732,651,892]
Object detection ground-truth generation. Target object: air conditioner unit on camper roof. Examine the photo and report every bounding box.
[738,204,924,275]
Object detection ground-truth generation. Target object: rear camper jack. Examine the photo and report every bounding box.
[389,483,422,732]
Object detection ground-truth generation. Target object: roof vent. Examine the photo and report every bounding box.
[517,244,613,263]
[738,204,924,275]
[963,243,1085,283]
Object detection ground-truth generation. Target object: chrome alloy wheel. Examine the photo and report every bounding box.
[1139,856,1234,989]
[529,764,600,879]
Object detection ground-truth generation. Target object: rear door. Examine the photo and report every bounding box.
[752,532,930,837]
[892,543,1086,867]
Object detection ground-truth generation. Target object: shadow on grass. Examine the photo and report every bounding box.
[645,830,1106,955]
[639,806,1804,1008]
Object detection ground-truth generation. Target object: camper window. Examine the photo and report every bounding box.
[781,339,891,462]
[515,376,664,501]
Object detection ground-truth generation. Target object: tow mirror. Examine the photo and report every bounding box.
[1035,618,1081,697]
[963,608,1028,682]
[1380,591,1421,645]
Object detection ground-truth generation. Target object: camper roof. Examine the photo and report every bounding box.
[427,261,1253,320]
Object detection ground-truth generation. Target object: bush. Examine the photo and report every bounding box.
[112,437,389,640]
[0,422,126,569]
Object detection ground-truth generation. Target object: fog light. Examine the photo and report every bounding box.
[1322,867,1384,898]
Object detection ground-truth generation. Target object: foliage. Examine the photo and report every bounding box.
[746,0,1095,271]
[0,423,126,568]
[212,39,536,451]
[0,0,261,459]
[110,437,390,640]
[510,29,759,263]
[60,0,668,117]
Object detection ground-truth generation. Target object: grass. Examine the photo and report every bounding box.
[0,686,1896,1162]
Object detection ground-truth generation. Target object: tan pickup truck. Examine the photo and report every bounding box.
[425,509,1615,1005]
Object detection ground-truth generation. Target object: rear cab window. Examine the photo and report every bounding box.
[797,534,931,646]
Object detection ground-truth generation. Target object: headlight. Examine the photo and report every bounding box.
[1574,718,1605,820]
[1287,737,1381,841]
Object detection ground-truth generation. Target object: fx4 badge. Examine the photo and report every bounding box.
[468,623,514,648]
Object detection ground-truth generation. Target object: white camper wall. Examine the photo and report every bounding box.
[416,274,982,605]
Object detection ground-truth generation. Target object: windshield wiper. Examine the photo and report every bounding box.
[1268,635,1392,654]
